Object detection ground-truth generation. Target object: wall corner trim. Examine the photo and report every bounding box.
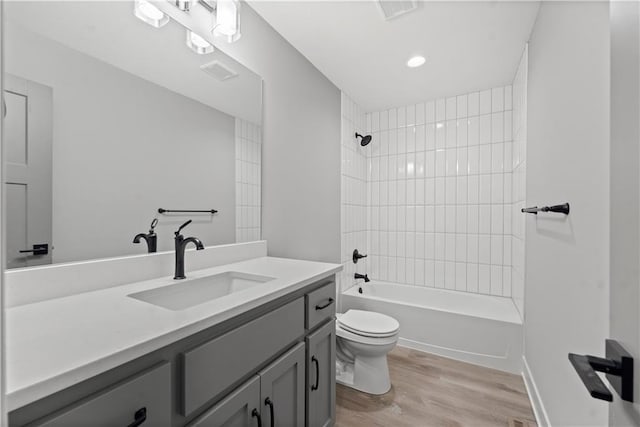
[522,356,552,427]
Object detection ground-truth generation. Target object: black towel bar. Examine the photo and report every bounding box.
[158,208,218,214]
[521,203,570,215]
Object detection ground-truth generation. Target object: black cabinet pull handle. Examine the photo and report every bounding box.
[311,356,319,391]
[252,408,262,427]
[19,244,48,256]
[315,298,334,311]
[127,407,147,427]
[265,397,275,427]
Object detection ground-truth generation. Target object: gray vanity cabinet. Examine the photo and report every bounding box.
[187,376,261,427]
[181,298,304,416]
[9,277,337,427]
[258,342,306,427]
[32,363,171,427]
[190,342,306,427]
[306,320,336,427]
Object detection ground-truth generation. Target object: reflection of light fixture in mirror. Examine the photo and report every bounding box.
[134,0,170,28]
[186,30,214,54]
[174,0,190,11]
[213,0,241,42]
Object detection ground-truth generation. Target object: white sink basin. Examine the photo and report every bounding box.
[128,271,276,311]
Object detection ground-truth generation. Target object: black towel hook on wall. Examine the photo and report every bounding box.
[521,203,570,215]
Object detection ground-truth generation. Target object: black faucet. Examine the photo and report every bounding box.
[133,218,158,253]
[174,220,205,280]
[355,273,370,283]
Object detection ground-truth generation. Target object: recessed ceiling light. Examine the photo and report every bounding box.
[407,55,426,68]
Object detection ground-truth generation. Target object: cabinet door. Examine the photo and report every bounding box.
[188,376,262,427]
[258,342,305,427]
[32,363,171,427]
[306,320,336,427]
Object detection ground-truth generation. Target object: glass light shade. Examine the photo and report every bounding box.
[214,0,241,42]
[186,30,214,55]
[175,0,190,11]
[134,0,169,28]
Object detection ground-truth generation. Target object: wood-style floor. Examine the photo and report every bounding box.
[336,346,537,427]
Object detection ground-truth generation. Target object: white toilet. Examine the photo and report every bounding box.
[335,309,400,395]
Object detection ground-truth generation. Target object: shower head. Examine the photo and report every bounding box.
[355,132,372,147]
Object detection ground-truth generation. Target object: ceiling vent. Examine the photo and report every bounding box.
[200,60,238,81]
[377,0,418,21]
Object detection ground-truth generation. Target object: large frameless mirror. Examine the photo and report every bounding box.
[3,0,263,269]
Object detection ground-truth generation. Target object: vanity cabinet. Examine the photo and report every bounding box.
[187,376,261,427]
[181,299,304,416]
[258,342,306,427]
[32,363,171,427]
[9,277,336,427]
[190,342,305,427]
[306,320,336,427]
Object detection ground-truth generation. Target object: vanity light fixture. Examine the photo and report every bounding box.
[407,55,426,68]
[186,30,214,54]
[174,0,190,11]
[134,0,170,28]
[213,0,241,42]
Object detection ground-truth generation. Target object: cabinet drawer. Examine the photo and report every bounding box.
[32,363,171,427]
[306,281,336,330]
[182,298,304,416]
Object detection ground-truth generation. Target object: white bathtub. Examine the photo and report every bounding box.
[340,281,523,374]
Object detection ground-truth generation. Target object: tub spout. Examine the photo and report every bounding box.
[355,273,370,283]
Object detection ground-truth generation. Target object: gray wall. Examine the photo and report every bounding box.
[610,2,640,425]
[525,2,610,425]
[5,23,236,263]
[221,4,342,263]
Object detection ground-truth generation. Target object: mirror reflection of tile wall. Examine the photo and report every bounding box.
[235,118,262,242]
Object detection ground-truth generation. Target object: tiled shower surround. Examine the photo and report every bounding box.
[235,118,262,243]
[340,60,528,303]
[511,47,528,316]
[366,86,514,297]
[340,93,368,292]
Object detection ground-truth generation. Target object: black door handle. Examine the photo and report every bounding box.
[311,356,319,391]
[315,298,334,310]
[127,407,147,427]
[265,397,275,427]
[19,244,48,255]
[568,339,634,402]
[252,408,262,427]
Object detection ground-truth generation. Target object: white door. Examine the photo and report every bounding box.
[609,2,640,425]
[4,74,52,268]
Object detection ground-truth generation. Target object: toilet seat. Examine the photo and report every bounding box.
[337,310,399,338]
[336,324,399,346]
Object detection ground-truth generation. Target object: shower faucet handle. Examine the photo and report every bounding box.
[352,249,368,264]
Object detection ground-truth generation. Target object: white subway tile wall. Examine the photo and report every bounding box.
[511,46,528,317]
[340,93,369,292]
[366,85,514,297]
[235,118,262,243]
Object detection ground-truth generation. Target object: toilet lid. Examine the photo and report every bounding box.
[337,310,399,338]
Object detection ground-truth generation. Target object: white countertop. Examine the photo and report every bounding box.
[6,256,342,411]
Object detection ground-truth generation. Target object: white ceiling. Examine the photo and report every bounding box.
[5,1,262,123]
[250,1,540,112]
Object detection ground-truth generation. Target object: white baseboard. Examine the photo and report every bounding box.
[522,356,551,427]
[397,338,522,374]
